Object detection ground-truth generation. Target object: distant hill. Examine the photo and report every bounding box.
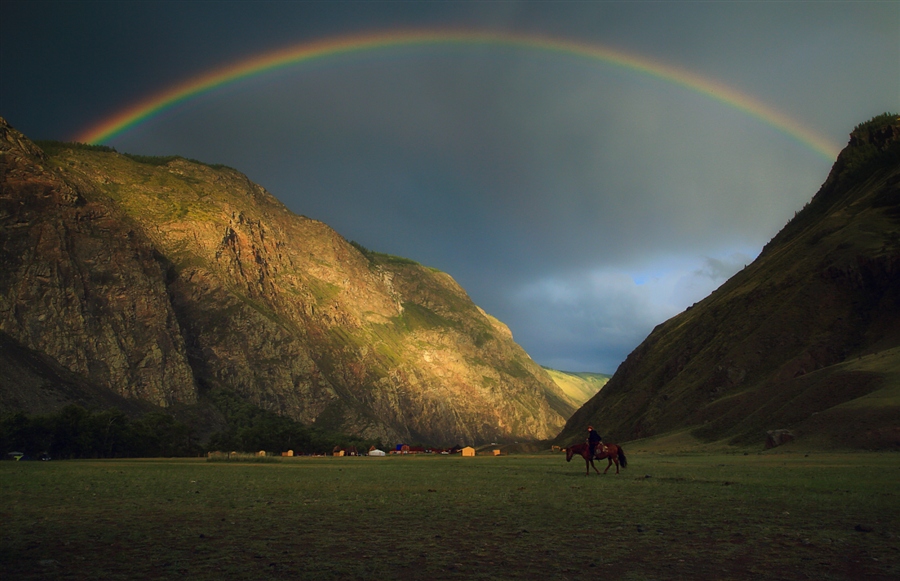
[543,368,609,406]
[556,114,900,450]
[0,118,576,446]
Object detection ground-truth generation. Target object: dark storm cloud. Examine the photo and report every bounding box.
[2,1,897,371]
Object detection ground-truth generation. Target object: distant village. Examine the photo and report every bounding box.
[207,444,504,460]
[330,444,483,457]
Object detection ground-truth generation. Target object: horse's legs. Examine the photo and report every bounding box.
[603,458,612,474]
[583,452,601,475]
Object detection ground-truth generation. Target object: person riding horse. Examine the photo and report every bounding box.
[587,426,605,458]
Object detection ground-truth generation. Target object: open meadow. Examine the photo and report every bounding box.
[2,451,898,580]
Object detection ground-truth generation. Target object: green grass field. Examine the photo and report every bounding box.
[2,452,898,580]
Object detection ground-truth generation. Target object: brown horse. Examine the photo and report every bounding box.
[565,442,628,476]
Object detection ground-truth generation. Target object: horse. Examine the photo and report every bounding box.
[565,442,628,476]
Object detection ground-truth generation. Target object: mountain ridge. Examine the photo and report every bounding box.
[0,117,577,446]
[555,113,900,450]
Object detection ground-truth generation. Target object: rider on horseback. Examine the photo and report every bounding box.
[587,426,604,458]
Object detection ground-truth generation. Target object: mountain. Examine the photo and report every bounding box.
[0,117,578,446]
[542,368,609,406]
[556,114,900,450]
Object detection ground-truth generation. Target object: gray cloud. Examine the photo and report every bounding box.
[2,2,896,371]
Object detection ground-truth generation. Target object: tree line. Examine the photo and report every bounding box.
[2,394,382,459]
[1,406,198,459]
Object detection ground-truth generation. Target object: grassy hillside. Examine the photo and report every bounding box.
[543,367,609,406]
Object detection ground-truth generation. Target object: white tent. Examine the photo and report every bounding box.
[368,449,386,456]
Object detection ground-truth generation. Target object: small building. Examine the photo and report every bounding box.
[461,446,476,457]
[368,449,386,456]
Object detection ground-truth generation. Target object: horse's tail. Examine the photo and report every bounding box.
[618,446,627,469]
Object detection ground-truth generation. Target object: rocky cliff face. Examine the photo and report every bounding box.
[0,118,575,445]
[0,126,196,408]
[556,114,900,450]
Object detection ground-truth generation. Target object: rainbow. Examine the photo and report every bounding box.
[77,30,841,160]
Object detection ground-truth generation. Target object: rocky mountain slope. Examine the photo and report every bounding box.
[0,117,578,445]
[556,114,900,450]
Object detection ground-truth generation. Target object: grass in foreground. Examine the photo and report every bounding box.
[1,452,898,580]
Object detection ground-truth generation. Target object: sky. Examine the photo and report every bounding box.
[2,2,897,374]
